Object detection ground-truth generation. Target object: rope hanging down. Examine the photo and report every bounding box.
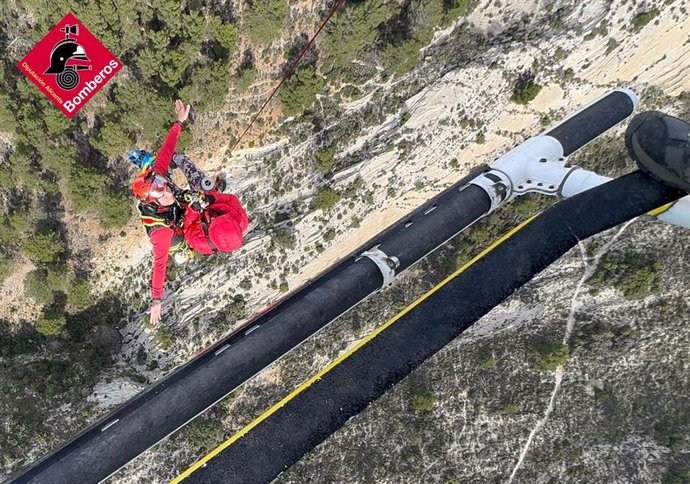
[227,0,348,155]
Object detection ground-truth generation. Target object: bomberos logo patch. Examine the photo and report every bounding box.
[17,12,122,118]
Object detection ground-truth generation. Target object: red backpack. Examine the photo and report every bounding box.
[184,202,248,255]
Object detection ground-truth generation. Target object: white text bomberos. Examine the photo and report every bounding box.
[63,59,119,113]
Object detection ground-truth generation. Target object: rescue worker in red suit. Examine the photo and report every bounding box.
[131,100,249,325]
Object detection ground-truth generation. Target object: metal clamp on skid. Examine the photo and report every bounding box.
[468,169,511,213]
[358,246,400,288]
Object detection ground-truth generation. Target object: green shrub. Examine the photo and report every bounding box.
[158,41,197,88]
[68,167,107,212]
[410,0,444,40]
[0,93,17,132]
[104,80,172,149]
[605,38,619,55]
[67,168,131,228]
[502,402,520,415]
[46,266,68,292]
[314,147,336,171]
[279,65,325,117]
[92,121,132,159]
[482,355,498,370]
[587,251,661,300]
[155,326,174,350]
[663,466,690,484]
[310,187,340,211]
[222,295,247,322]
[97,190,132,229]
[323,229,336,242]
[235,67,257,92]
[272,226,296,250]
[0,252,14,284]
[185,417,224,453]
[36,312,67,338]
[9,150,43,191]
[67,278,92,309]
[323,0,396,74]
[584,19,608,40]
[382,38,424,76]
[630,8,659,32]
[411,390,436,411]
[444,0,476,22]
[21,232,65,264]
[594,387,610,403]
[244,0,289,45]
[475,131,486,144]
[38,143,77,178]
[568,135,632,177]
[0,212,32,245]
[24,269,57,305]
[42,105,71,136]
[343,176,365,198]
[0,163,11,187]
[180,61,231,112]
[527,341,570,372]
[207,15,237,55]
[511,72,542,105]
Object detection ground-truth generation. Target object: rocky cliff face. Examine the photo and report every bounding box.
[2,0,689,482]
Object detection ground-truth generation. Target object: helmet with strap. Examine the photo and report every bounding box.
[132,169,174,201]
[131,168,156,199]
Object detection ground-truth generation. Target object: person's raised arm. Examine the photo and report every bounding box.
[153,99,191,175]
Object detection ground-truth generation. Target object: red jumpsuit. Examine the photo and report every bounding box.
[141,122,183,301]
[140,122,248,301]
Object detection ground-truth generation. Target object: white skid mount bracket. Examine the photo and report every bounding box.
[466,88,640,210]
[357,246,400,289]
[469,132,690,228]
[466,88,690,229]
[473,134,590,205]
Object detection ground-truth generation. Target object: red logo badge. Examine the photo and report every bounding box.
[17,13,122,119]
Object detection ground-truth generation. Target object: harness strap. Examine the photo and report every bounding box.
[140,216,168,228]
[200,221,218,253]
[201,210,218,253]
[138,202,184,236]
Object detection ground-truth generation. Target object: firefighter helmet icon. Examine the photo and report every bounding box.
[43,24,91,90]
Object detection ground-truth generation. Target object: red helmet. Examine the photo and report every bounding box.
[132,170,153,199]
[132,169,168,200]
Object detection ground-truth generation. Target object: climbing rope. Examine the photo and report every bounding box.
[228,0,348,155]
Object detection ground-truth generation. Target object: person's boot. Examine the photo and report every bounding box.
[215,175,227,192]
[173,250,189,265]
[173,241,195,266]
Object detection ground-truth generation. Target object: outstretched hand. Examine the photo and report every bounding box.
[175,99,191,123]
[150,300,162,326]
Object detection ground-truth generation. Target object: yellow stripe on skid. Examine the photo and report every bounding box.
[648,202,674,217]
[172,214,540,484]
